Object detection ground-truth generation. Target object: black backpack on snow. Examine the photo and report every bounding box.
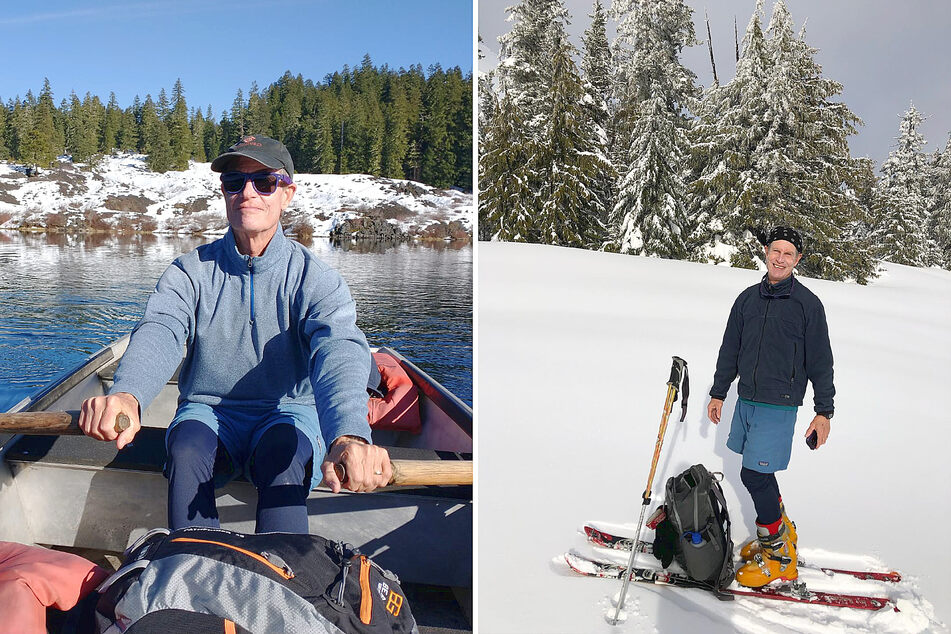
[658,464,734,592]
[92,527,418,634]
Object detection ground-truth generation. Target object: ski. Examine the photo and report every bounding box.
[583,525,902,583]
[564,551,896,612]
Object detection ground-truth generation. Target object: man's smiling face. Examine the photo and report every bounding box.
[765,240,802,284]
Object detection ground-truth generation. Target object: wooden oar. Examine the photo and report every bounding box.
[0,410,128,435]
[0,411,472,487]
[332,460,472,487]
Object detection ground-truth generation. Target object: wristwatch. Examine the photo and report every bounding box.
[817,411,833,420]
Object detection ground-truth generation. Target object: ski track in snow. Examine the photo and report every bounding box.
[479,241,949,633]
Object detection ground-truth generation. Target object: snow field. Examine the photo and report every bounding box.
[478,241,949,633]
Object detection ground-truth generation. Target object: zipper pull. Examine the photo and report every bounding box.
[261,551,294,579]
[335,557,352,606]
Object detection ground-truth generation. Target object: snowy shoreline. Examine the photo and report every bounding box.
[0,154,472,241]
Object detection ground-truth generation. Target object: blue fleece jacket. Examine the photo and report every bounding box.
[109,227,372,447]
[710,274,835,414]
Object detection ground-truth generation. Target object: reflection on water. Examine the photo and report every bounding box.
[0,231,471,410]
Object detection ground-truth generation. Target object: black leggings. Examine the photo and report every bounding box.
[740,467,782,526]
[166,420,313,533]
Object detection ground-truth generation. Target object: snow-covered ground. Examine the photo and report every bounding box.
[0,154,471,237]
[478,241,949,633]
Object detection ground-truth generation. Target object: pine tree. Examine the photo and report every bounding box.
[381,78,411,179]
[169,78,191,169]
[497,0,568,134]
[141,95,173,172]
[927,134,951,269]
[580,0,614,231]
[742,1,873,281]
[101,92,122,153]
[191,108,207,163]
[538,35,612,247]
[420,65,456,187]
[156,88,171,123]
[230,88,246,139]
[483,0,573,240]
[246,82,271,136]
[71,92,104,164]
[0,99,8,159]
[202,105,220,160]
[479,93,539,241]
[23,79,58,167]
[872,104,930,266]
[686,2,771,260]
[609,0,699,258]
[117,105,138,151]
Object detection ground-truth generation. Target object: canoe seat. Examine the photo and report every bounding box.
[369,352,422,433]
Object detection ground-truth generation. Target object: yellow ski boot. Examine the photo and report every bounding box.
[735,521,798,588]
[739,503,797,560]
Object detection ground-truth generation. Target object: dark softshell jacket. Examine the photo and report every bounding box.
[710,274,835,413]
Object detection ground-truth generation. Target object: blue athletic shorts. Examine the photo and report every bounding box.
[167,401,326,490]
[726,399,798,473]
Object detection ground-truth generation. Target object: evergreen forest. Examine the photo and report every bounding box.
[0,56,473,191]
[479,0,951,279]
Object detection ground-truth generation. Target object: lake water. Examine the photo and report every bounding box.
[0,231,472,411]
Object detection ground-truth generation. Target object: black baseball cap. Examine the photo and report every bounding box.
[211,135,294,178]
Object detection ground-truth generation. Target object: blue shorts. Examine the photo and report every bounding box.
[726,399,798,473]
[167,401,326,490]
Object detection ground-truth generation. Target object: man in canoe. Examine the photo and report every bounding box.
[79,135,391,533]
[706,226,835,588]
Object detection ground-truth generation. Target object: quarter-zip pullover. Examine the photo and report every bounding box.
[710,274,835,414]
[110,227,372,447]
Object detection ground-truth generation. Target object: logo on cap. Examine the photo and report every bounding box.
[238,135,262,147]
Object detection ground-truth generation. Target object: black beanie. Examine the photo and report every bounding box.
[765,226,803,253]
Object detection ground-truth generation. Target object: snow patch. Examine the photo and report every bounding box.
[0,155,471,238]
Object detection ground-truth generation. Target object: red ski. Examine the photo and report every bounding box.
[565,551,897,612]
[583,524,902,583]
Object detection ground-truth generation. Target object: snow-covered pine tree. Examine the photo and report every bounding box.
[609,0,699,258]
[686,1,771,262]
[539,34,612,248]
[925,134,951,269]
[582,0,611,109]
[728,0,875,282]
[479,91,539,242]
[872,104,930,267]
[580,0,615,232]
[484,0,588,245]
[497,0,569,135]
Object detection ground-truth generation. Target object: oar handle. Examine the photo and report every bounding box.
[331,459,472,487]
[0,411,130,435]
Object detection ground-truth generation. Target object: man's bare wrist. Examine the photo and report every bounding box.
[332,434,368,449]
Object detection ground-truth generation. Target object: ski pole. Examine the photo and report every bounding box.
[611,356,688,625]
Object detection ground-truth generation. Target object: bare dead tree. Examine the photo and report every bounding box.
[706,10,719,85]
[734,16,740,63]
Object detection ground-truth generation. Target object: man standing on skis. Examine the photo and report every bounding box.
[706,226,835,589]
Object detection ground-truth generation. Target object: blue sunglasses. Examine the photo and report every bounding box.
[220,171,292,195]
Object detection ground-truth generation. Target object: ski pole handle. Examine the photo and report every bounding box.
[668,356,686,390]
[667,356,689,422]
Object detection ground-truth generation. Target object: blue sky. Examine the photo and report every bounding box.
[0,0,472,116]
